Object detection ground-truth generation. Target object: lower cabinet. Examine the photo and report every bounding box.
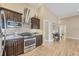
[36,35,43,47]
[3,35,42,56]
[5,38,24,56]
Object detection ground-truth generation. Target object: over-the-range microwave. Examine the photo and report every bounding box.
[6,21,22,28]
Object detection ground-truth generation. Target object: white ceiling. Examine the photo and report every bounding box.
[45,3,79,18]
[29,3,79,18]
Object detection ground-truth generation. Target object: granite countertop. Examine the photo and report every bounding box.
[2,34,23,40]
[2,32,42,40]
[19,33,42,39]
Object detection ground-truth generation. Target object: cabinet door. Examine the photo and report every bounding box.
[4,10,8,20]
[17,14,22,22]
[14,13,22,22]
[13,39,18,56]
[17,38,24,55]
[5,10,14,21]
[4,10,22,22]
[14,13,17,22]
[31,17,40,29]
[5,38,24,56]
[36,35,42,47]
[6,39,14,56]
[37,19,40,29]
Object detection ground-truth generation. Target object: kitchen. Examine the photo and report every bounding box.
[0,4,43,56]
[0,3,65,56]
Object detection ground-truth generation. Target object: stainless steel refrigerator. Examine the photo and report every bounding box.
[0,28,3,55]
[0,9,7,56]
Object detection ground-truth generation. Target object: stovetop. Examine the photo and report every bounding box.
[18,32,33,36]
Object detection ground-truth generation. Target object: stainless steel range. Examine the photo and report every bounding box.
[18,32,36,53]
[24,36,36,53]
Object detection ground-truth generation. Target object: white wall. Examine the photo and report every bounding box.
[62,15,79,39]
[43,6,58,23]
[42,6,59,42]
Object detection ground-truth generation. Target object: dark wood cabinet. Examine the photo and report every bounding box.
[36,35,42,47]
[31,17,40,29]
[3,35,42,56]
[5,39,14,56]
[14,13,22,22]
[1,7,22,22]
[5,38,24,56]
[16,38,24,55]
[0,7,22,28]
[6,10,14,21]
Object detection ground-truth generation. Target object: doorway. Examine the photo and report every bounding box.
[43,20,58,43]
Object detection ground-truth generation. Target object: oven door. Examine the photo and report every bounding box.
[24,37,36,49]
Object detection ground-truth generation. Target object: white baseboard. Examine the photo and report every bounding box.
[44,40,53,42]
[67,36,79,40]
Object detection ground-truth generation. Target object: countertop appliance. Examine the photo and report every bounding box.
[7,21,22,28]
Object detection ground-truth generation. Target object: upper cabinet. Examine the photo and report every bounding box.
[5,10,14,21]
[4,8,22,22]
[31,17,40,29]
[13,13,22,22]
[0,7,22,28]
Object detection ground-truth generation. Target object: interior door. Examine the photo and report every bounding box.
[43,19,59,43]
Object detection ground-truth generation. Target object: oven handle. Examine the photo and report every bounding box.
[24,37,36,41]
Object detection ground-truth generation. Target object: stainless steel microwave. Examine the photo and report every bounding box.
[7,21,22,28]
